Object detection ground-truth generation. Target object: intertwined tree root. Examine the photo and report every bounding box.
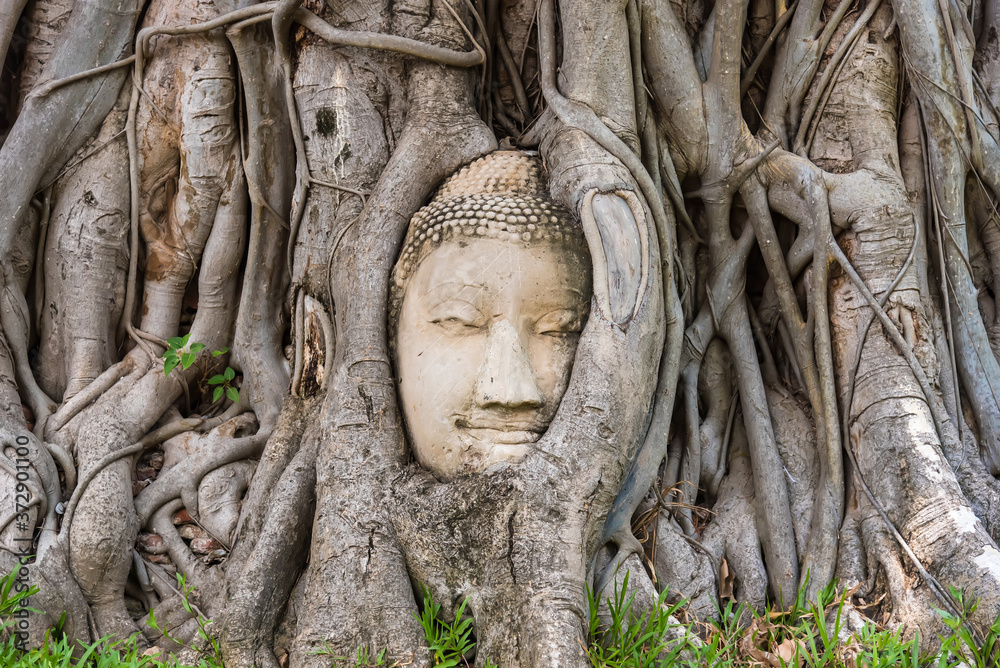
[1,0,1000,664]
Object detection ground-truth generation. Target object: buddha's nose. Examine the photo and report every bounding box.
[474,320,544,409]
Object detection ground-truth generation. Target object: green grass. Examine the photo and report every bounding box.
[582,575,998,668]
[0,565,222,668]
[584,570,695,667]
[2,565,999,667]
[410,574,1000,667]
[0,632,217,668]
[412,587,497,668]
[309,643,391,667]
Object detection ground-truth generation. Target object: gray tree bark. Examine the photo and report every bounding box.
[0,0,999,663]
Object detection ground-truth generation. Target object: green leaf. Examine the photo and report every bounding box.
[208,374,226,385]
[226,387,239,402]
[181,352,196,369]
[213,387,224,403]
[190,342,206,354]
[0,566,15,605]
[166,336,185,350]
[213,347,229,357]
[224,366,235,381]
[164,358,179,376]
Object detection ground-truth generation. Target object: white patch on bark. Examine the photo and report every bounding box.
[948,503,980,535]
[975,547,1000,581]
[902,398,945,482]
[330,66,351,181]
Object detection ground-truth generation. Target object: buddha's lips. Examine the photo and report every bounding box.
[461,427,541,445]
[454,413,546,429]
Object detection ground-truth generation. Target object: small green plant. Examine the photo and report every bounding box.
[854,622,921,668]
[0,564,38,645]
[935,586,1000,668]
[162,333,206,376]
[581,572,938,668]
[414,586,497,668]
[11,632,222,667]
[162,334,239,403]
[584,570,694,668]
[310,641,390,667]
[206,364,238,404]
[146,573,224,668]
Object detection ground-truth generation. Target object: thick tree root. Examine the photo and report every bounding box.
[4,0,1000,659]
[221,402,319,668]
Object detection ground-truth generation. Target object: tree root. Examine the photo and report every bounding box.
[221,424,318,668]
[3,0,1000,657]
[136,425,264,527]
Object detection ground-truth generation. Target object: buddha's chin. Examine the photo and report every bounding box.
[415,430,541,480]
[477,441,532,469]
[435,434,534,478]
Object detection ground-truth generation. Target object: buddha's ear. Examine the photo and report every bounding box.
[578,188,650,326]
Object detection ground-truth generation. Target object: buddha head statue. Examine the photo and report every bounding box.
[389,151,592,480]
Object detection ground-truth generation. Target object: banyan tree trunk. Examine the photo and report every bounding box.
[0,0,999,664]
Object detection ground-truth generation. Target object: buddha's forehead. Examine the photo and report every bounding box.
[410,237,590,306]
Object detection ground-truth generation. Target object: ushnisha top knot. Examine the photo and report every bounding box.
[433,149,548,200]
[389,151,587,329]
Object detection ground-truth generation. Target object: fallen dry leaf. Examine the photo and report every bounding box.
[747,646,781,666]
[745,640,803,668]
[720,556,734,600]
[775,638,804,666]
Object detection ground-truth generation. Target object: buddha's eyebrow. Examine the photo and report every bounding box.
[425,280,487,290]
[421,281,489,300]
[419,283,489,310]
[523,287,589,301]
[422,296,483,312]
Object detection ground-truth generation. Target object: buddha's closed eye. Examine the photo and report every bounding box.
[534,309,585,337]
[428,301,486,333]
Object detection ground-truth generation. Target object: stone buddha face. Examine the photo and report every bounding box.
[391,152,592,480]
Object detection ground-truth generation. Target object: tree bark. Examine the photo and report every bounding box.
[3,0,1000,662]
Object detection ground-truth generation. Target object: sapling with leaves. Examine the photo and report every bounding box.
[163,336,239,403]
[207,365,239,404]
[146,573,224,666]
[162,334,207,377]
